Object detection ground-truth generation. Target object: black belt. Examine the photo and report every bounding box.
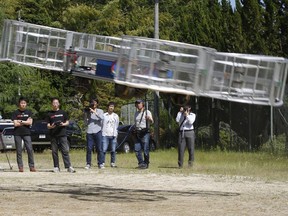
[179,129,193,132]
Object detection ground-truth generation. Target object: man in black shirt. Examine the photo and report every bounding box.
[11,97,35,172]
[46,98,75,173]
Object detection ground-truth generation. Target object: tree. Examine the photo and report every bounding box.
[240,0,267,54]
[0,63,58,119]
[261,0,282,56]
[61,4,101,32]
[1,0,288,151]
[16,0,52,25]
[40,0,71,28]
[93,0,126,36]
[206,0,223,49]
[218,0,244,52]
[228,1,246,52]
[0,0,19,20]
[278,0,288,58]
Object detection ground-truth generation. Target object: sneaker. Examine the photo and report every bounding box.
[30,167,36,172]
[67,166,76,173]
[53,167,60,173]
[84,164,91,170]
[111,163,117,168]
[99,164,105,169]
[138,163,147,169]
[19,167,24,172]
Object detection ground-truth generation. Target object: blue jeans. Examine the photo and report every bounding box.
[86,132,103,166]
[102,136,117,164]
[134,133,150,165]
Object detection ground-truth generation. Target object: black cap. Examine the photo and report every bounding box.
[135,99,144,104]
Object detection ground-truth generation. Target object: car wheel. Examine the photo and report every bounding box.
[21,140,24,149]
[33,146,45,153]
[122,141,131,153]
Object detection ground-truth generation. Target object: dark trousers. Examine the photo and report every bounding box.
[14,135,34,168]
[178,130,195,167]
[51,136,71,168]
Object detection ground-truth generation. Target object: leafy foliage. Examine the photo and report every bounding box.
[1,0,288,151]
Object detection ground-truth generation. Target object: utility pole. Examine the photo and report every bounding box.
[154,0,159,39]
[153,0,160,147]
[18,76,21,96]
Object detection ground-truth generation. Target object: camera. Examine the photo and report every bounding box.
[182,106,190,113]
[54,121,62,126]
[84,102,94,111]
[89,102,95,108]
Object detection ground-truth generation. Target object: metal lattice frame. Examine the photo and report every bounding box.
[1,19,288,106]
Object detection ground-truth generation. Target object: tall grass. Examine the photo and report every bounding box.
[149,149,288,181]
[70,149,288,181]
[3,148,287,181]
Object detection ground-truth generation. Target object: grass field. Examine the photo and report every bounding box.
[13,148,286,182]
[1,148,288,215]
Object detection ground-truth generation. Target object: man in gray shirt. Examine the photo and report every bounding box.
[134,99,154,169]
[84,98,104,169]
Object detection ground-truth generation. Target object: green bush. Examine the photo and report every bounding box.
[261,133,288,155]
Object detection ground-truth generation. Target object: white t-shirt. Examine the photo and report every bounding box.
[102,112,119,137]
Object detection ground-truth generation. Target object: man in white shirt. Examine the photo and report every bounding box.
[102,102,119,168]
[176,105,196,168]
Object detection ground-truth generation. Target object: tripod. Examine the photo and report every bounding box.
[0,133,13,170]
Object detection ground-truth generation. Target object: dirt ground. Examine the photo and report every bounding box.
[0,161,288,216]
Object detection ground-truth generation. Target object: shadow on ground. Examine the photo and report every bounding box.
[0,183,240,202]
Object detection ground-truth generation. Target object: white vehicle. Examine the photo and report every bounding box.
[0,127,24,152]
[0,119,14,132]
